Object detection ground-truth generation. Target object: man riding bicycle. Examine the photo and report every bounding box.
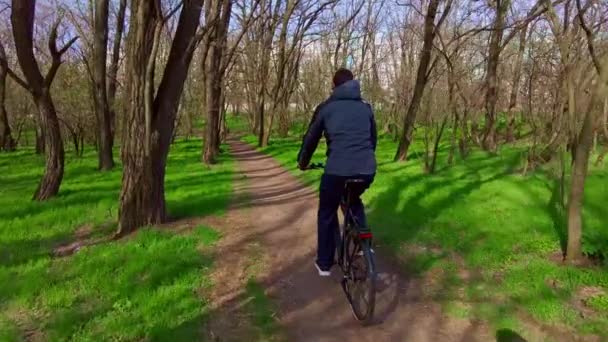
[297,68,377,276]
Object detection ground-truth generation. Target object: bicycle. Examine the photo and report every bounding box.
[304,163,377,324]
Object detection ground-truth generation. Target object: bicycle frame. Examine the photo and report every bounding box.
[337,183,373,271]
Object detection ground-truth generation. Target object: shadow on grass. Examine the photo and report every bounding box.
[0,139,235,340]
[0,138,234,263]
[0,227,219,341]
[243,133,607,338]
[496,328,528,342]
[548,178,568,256]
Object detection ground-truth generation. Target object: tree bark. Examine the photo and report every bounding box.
[107,0,127,145]
[446,60,458,165]
[35,115,45,154]
[93,0,115,170]
[118,0,204,236]
[482,0,509,152]
[257,0,278,148]
[394,0,447,161]
[203,0,232,164]
[565,102,595,263]
[430,117,448,174]
[565,3,606,263]
[0,44,16,152]
[506,23,528,143]
[33,95,65,200]
[10,0,75,200]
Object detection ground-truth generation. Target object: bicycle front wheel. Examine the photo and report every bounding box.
[343,233,376,324]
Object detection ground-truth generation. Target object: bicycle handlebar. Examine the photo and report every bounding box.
[301,162,324,170]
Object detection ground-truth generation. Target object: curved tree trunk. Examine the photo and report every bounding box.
[10,0,75,200]
[34,94,65,200]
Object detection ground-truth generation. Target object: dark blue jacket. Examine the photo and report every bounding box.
[297,80,377,176]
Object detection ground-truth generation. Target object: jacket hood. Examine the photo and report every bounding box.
[331,80,362,100]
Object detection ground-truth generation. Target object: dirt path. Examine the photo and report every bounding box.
[199,138,498,342]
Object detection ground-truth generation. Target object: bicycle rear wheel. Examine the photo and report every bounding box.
[343,231,376,324]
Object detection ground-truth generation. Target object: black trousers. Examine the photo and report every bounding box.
[316,173,374,269]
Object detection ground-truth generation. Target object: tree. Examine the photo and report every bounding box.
[0,42,16,151]
[5,0,78,200]
[117,0,204,235]
[92,0,114,170]
[505,23,529,143]
[394,0,453,161]
[481,0,511,152]
[107,0,128,145]
[564,0,606,263]
[203,0,233,164]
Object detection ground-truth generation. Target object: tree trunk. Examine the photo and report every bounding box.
[0,46,15,152]
[35,116,44,154]
[565,107,594,263]
[447,66,458,165]
[257,94,267,147]
[93,0,114,170]
[596,97,607,165]
[118,0,165,234]
[107,0,127,147]
[394,0,444,161]
[430,117,448,174]
[33,94,65,200]
[10,0,72,200]
[203,0,232,164]
[449,113,458,165]
[506,24,528,143]
[256,0,278,148]
[118,0,203,236]
[482,0,509,152]
[203,72,222,163]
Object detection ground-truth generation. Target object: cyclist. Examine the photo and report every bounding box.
[297,68,377,276]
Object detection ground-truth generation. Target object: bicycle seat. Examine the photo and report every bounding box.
[344,179,368,195]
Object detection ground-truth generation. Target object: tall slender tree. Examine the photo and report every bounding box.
[394,0,453,161]
[564,0,606,263]
[107,0,128,144]
[203,0,233,164]
[0,42,16,152]
[93,0,114,170]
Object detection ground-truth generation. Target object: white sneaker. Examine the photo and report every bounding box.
[315,262,331,277]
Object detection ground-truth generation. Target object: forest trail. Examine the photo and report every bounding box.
[202,137,499,342]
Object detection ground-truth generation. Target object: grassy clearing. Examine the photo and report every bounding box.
[241,129,608,337]
[0,139,233,340]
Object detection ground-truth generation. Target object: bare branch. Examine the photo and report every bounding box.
[576,0,603,74]
[220,0,263,74]
[44,17,79,87]
[0,40,30,90]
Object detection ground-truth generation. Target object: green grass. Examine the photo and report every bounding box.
[0,139,233,340]
[242,130,608,337]
[243,280,282,341]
